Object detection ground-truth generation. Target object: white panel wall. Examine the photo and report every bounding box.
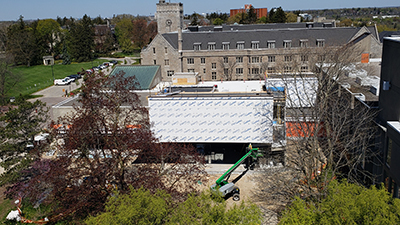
[149,96,274,143]
[266,77,318,108]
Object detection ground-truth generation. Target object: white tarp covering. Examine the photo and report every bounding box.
[266,77,318,108]
[149,96,274,143]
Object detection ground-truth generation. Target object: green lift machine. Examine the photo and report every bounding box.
[210,144,263,201]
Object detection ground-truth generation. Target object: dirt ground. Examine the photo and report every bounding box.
[204,172,279,225]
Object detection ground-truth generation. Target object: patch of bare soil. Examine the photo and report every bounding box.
[203,173,279,225]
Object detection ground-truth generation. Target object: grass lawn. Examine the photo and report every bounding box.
[8,59,108,98]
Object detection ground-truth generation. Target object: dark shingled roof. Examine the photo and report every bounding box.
[163,26,366,50]
[193,22,333,32]
[110,65,160,90]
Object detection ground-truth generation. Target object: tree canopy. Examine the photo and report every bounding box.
[280,180,400,224]
[85,188,262,225]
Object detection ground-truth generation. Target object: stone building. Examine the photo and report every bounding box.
[141,2,382,82]
[156,0,183,34]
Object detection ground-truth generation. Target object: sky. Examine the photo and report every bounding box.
[1,0,399,21]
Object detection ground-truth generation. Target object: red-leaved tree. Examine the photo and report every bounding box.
[10,71,206,222]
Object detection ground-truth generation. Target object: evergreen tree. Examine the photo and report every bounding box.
[247,5,257,24]
[0,100,48,187]
[6,16,36,66]
[62,43,71,65]
[67,15,94,62]
[190,12,199,26]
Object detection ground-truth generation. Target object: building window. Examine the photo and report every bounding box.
[222,42,230,50]
[212,63,216,69]
[201,58,206,64]
[300,39,308,48]
[153,48,156,53]
[317,39,325,47]
[300,66,309,72]
[187,58,194,64]
[268,56,275,62]
[267,67,275,73]
[236,42,245,49]
[301,55,308,62]
[203,68,206,73]
[208,42,216,50]
[284,55,292,62]
[164,59,169,66]
[212,72,217,80]
[252,68,260,74]
[193,43,201,51]
[167,70,174,77]
[224,68,229,75]
[223,57,228,64]
[283,40,292,48]
[318,55,326,62]
[236,57,243,63]
[251,41,259,49]
[284,66,292,73]
[188,69,195,72]
[154,60,157,65]
[236,68,243,74]
[165,47,168,53]
[251,57,260,63]
[267,41,276,49]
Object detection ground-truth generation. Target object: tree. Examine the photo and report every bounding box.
[36,19,61,55]
[85,188,262,225]
[115,17,135,53]
[219,58,237,81]
[132,19,156,49]
[190,12,199,26]
[10,71,206,222]
[268,7,287,23]
[286,12,298,23]
[0,56,22,103]
[67,15,94,62]
[280,180,400,224]
[0,100,48,187]
[247,6,257,24]
[253,44,378,213]
[6,16,36,66]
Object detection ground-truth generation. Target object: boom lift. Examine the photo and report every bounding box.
[210,144,263,201]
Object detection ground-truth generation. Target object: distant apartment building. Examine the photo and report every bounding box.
[230,4,268,19]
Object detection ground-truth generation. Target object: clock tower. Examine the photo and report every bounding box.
[156,0,183,34]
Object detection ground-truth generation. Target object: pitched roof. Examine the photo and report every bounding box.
[193,22,333,32]
[162,26,368,50]
[110,65,160,90]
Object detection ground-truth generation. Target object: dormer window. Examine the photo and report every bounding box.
[193,43,201,51]
[236,41,245,49]
[317,39,325,47]
[300,39,308,48]
[222,42,230,50]
[267,40,276,49]
[251,41,259,49]
[208,42,216,50]
[283,40,292,48]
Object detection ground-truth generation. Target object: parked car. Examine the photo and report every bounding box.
[92,67,100,71]
[54,77,71,85]
[110,60,118,66]
[99,64,107,70]
[68,74,81,80]
[65,76,75,83]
